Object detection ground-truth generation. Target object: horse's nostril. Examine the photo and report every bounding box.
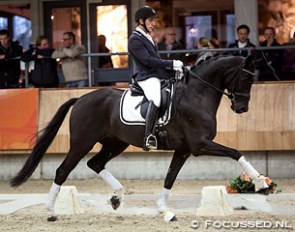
[237,107,248,113]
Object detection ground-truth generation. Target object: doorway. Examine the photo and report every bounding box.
[89,0,132,86]
[43,1,86,48]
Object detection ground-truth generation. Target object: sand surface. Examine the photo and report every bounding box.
[0,178,295,232]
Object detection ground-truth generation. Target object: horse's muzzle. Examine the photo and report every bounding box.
[231,104,248,114]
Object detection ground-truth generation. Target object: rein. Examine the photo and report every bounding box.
[187,60,255,101]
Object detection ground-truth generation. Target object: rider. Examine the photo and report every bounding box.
[128,6,184,151]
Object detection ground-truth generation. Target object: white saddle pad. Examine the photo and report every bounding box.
[119,89,173,126]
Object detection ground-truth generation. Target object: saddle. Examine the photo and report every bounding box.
[130,79,172,119]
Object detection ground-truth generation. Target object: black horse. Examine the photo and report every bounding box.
[11,55,268,221]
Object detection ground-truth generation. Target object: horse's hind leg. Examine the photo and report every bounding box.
[87,138,129,210]
[158,150,191,222]
[46,143,94,221]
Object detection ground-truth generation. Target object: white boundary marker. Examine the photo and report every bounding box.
[55,186,84,215]
[197,186,234,216]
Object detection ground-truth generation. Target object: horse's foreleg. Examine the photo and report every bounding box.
[197,140,269,194]
[158,150,190,221]
[87,140,128,210]
[238,156,269,193]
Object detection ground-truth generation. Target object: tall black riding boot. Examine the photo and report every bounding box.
[143,101,159,151]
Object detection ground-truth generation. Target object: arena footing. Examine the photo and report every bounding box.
[0,188,294,216]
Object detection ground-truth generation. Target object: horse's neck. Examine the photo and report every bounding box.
[180,78,224,116]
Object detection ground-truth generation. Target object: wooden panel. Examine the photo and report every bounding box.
[0,89,38,150]
[215,83,295,150]
[40,84,295,153]
[3,82,295,154]
[39,89,97,153]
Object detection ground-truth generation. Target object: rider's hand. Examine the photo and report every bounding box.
[173,60,184,80]
[173,60,184,72]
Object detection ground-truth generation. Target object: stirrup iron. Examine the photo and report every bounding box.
[144,134,158,151]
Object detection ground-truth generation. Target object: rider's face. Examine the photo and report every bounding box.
[144,17,156,33]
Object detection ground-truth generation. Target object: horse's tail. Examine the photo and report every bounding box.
[10,98,79,187]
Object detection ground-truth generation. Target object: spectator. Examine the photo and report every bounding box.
[97,34,113,69]
[210,38,220,49]
[21,35,59,88]
[228,24,256,57]
[52,32,88,87]
[195,37,215,65]
[283,31,295,80]
[157,27,186,63]
[97,34,113,86]
[257,27,283,81]
[0,29,23,89]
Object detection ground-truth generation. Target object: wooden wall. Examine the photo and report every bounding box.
[37,82,295,153]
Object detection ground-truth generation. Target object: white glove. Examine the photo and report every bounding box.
[173,60,184,80]
[173,60,184,72]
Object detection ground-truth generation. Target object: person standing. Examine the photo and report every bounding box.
[97,34,113,86]
[21,35,59,88]
[157,27,186,63]
[257,27,283,81]
[97,34,113,69]
[52,32,88,87]
[128,6,184,151]
[0,29,23,89]
[228,24,256,57]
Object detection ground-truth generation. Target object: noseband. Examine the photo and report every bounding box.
[187,58,255,103]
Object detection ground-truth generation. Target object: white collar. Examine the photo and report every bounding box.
[238,41,247,48]
[136,27,155,46]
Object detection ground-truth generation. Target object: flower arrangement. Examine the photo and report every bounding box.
[226,172,279,194]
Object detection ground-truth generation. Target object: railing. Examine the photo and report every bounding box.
[16,45,295,88]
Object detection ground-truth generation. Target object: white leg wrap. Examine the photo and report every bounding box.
[45,182,61,212]
[157,188,170,213]
[238,156,259,179]
[238,156,268,192]
[99,169,123,192]
[253,175,269,192]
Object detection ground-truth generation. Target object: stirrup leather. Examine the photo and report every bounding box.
[144,134,158,150]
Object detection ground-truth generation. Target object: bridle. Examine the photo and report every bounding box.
[187,58,255,103]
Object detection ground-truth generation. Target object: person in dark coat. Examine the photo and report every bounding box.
[0,29,23,88]
[21,35,59,88]
[128,6,184,151]
[228,24,256,57]
[157,27,186,63]
[257,27,283,81]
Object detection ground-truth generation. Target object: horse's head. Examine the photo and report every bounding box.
[225,56,255,113]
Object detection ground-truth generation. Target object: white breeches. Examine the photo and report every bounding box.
[138,77,161,107]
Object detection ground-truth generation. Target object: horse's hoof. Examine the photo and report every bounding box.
[110,195,121,210]
[163,211,177,222]
[47,215,57,222]
[257,188,270,195]
[170,216,178,221]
